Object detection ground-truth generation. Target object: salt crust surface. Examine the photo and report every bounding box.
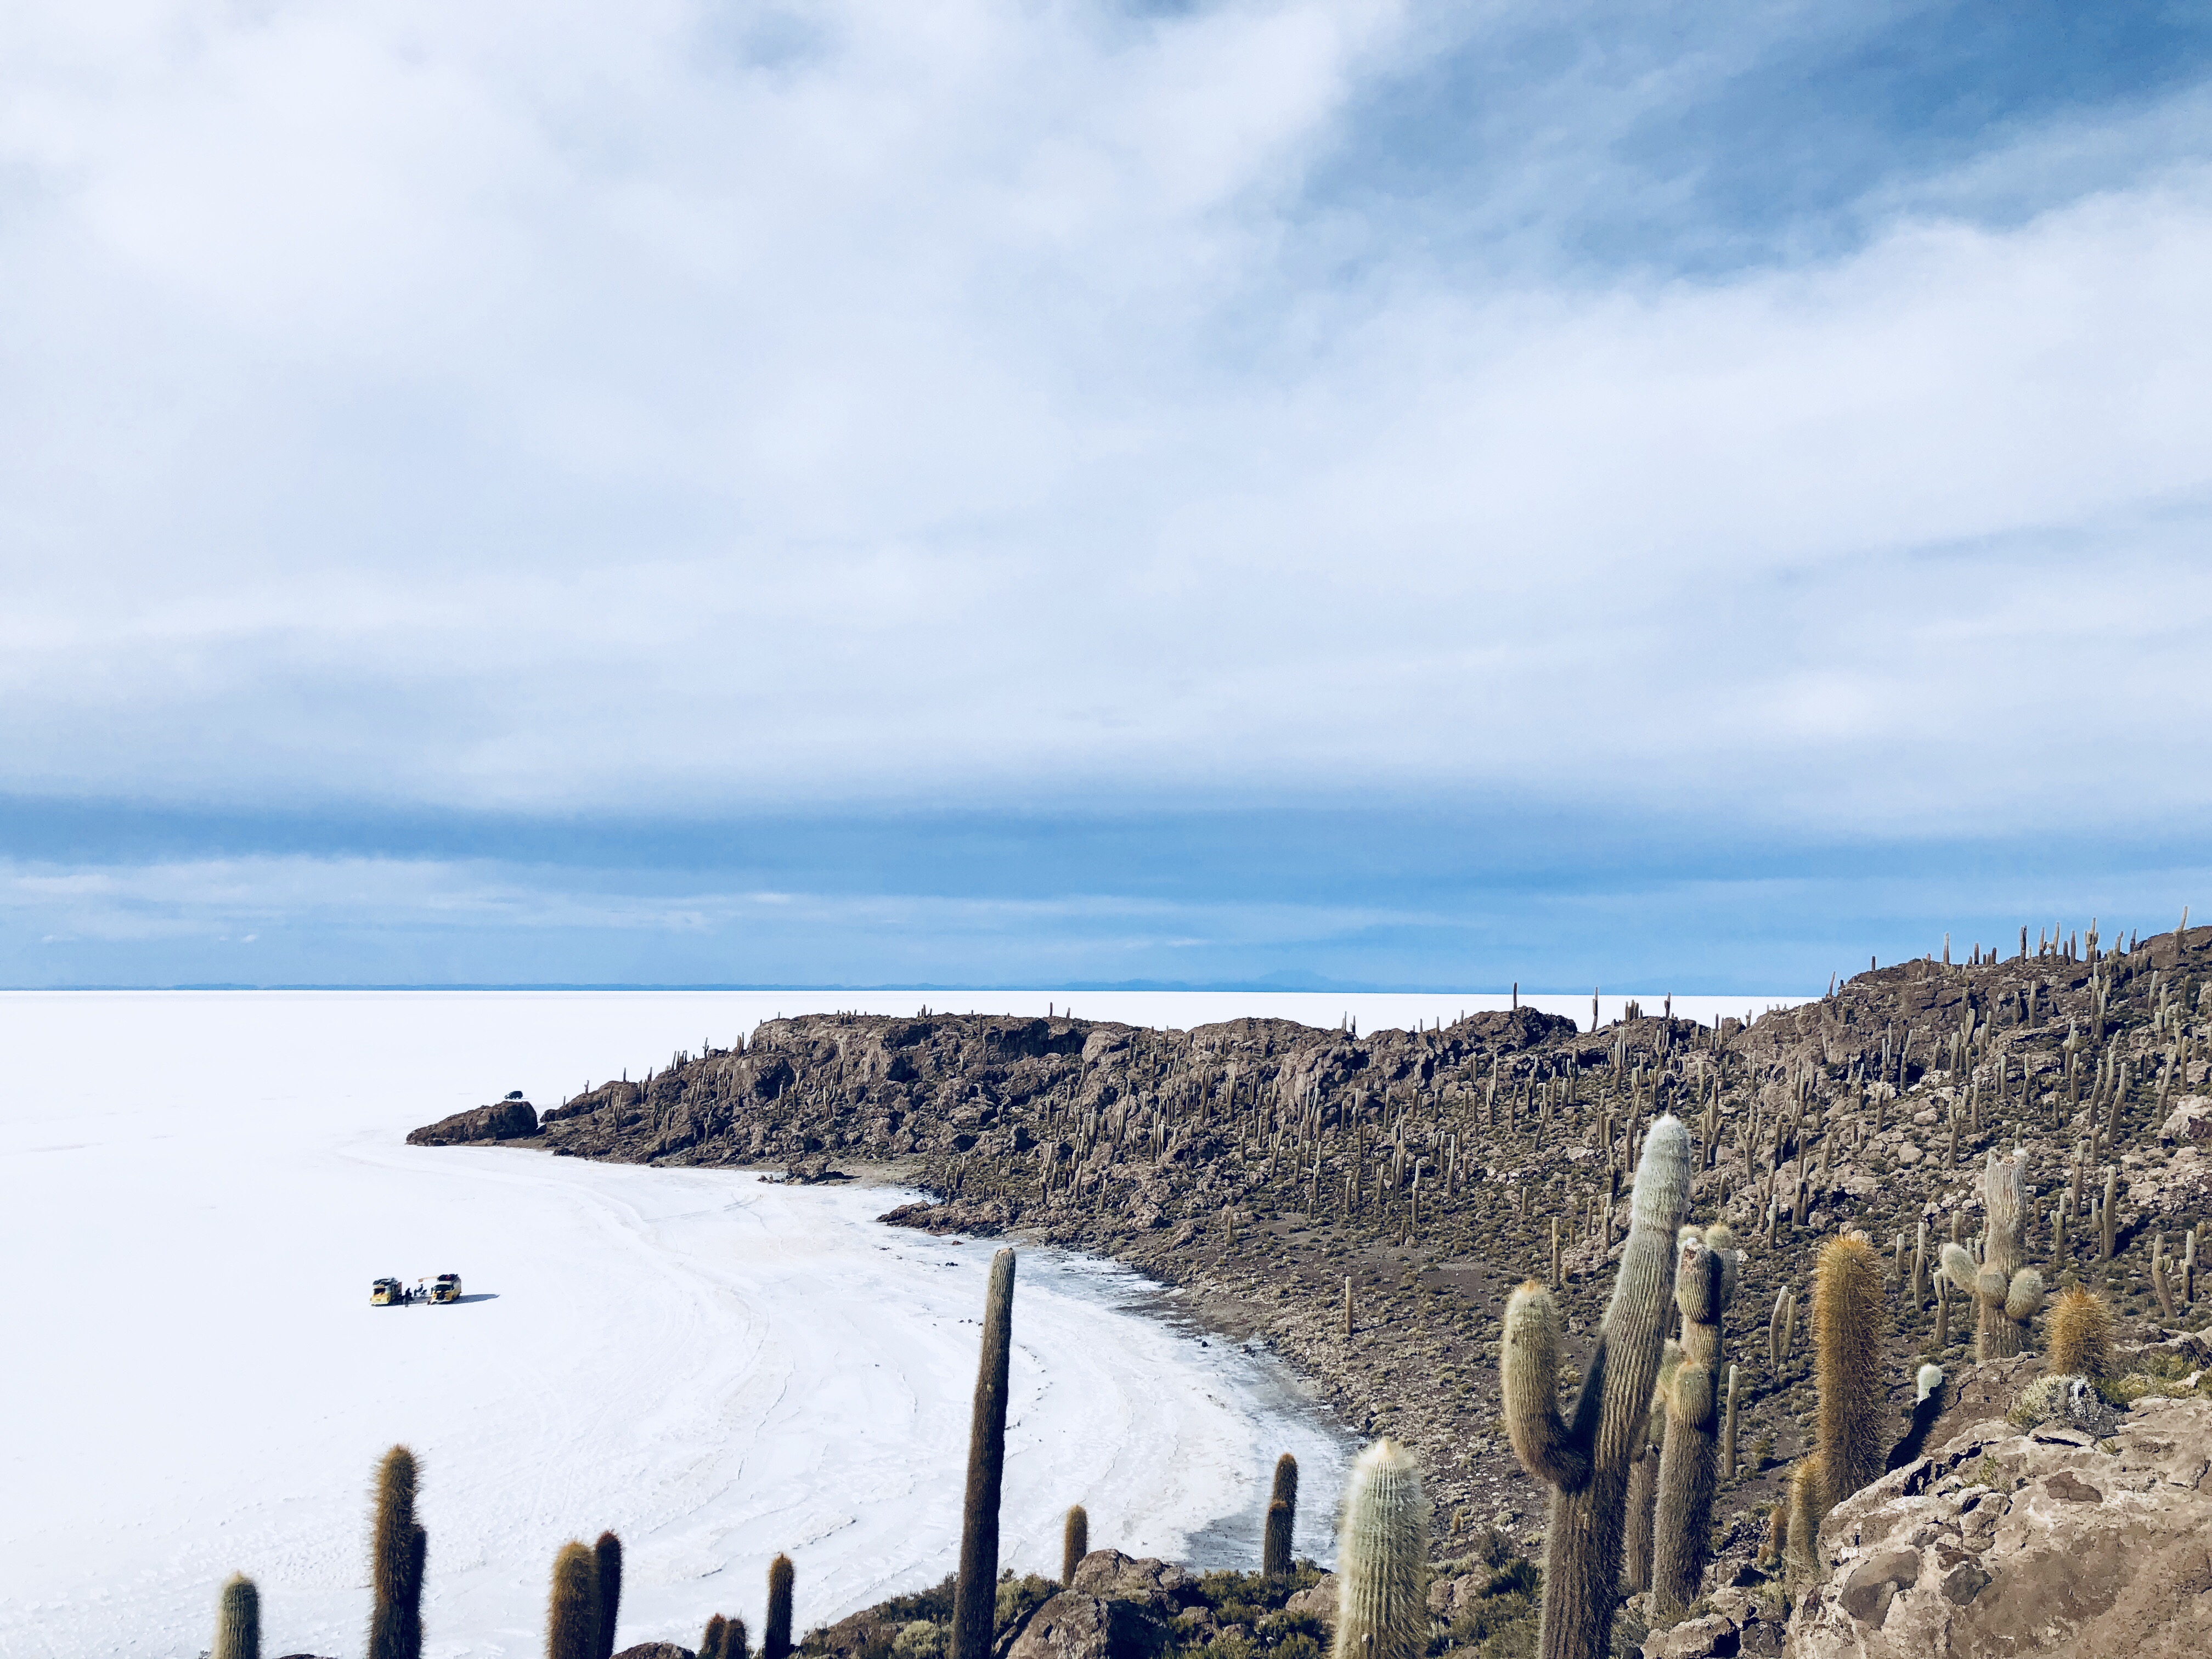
[0,991,1359,1658]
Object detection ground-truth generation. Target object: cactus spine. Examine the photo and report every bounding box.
[2047,1285,2114,1378]
[1941,1149,2044,1359]
[1652,1224,1740,1613]
[1062,1505,1089,1585]
[1263,1452,1297,1576]
[546,1541,600,1659]
[214,1572,260,1659]
[1329,1439,1427,1659]
[1786,1232,1886,1583]
[369,1446,424,1659]
[592,1532,622,1659]
[765,1554,795,1659]
[951,1248,1015,1659]
[1500,1114,1691,1659]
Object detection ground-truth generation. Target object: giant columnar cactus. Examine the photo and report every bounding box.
[1942,1149,2045,1361]
[2047,1286,2114,1378]
[1329,1439,1427,1659]
[1501,1114,1691,1659]
[1062,1505,1088,1586]
[1786,1232,1886,1584]
[765,1555,795,1659]
[214,1572,260,1659]
[951,1249,1015,1659]
[592,1532,622,1659]
[369,1446,424,1659]
[546,1541,600,1659]
[1652,1224,1741,1614]
[1263,1454,1299,1577]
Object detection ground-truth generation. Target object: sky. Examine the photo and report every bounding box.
[4,1,2211,992]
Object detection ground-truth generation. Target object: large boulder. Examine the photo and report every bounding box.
[613,1646,696,1659]
[1784,1397,2212,1658]
[1005,1593,1171,1659]
[1068,1550,1198,1611]
[408,1098,538,1146]
[1283,1574,1337,1630]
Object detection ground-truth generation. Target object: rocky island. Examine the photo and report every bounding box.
[414,924,2212,1657]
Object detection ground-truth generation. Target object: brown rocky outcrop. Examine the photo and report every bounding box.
[406,1097,537,1146]
[1006,1593,1172,1659]
[1783,1398,2212,1658]
[612,1645,696,1659]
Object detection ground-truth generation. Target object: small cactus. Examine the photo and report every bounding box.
[701,1613,729,1659]
[951,1249,1015,1659]
[2047,1286,2115,1379]
[1263,1454,1298,1576]
[766,1554,795,1659]
[1621,1397,1663,1594]
[1500,1114,1692,1659]
[369,1446,424,1659]
[214,1572,259,1659]
[593,1532,622,1659]
[1062,1505,1088,1586]
[547,1541,600,1659]
[1329,1439,1427,1659]
[1942,1149,2044,1360]
[1652,1224,1740,1613]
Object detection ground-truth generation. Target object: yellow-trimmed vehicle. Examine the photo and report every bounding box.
[371,1277,404,1306]
[430,1273,462,1304]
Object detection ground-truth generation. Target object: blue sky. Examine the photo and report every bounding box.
[5,1,2211,991]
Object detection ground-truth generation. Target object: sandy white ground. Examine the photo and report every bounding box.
[0,993,1353,1659]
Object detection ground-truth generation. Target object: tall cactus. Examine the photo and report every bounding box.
[1329,1439,1428,1659]
[592,1532,622,1659]
[1652,1224,1740,1613]
[951,1249,1016,1659]
[1062,1505,1089,1585]
[369,1446,424,1659]
[1501,1114,1691,1659]
[765,1554,795,1659]
[1942,1149,2044,1360]
[214,1572,260,1659]
[1786,1232,1886,1583]
[1263,1453,1299,1576]
[546,1541,600,1659]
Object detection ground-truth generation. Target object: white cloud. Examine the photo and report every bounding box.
[1,2,2208,838]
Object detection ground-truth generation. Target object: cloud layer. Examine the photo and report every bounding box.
[5,2,2209,984]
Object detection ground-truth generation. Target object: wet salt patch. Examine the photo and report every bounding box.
[0,992,1349,1659]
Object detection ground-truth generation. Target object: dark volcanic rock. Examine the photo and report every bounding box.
[406,1098,537,1146]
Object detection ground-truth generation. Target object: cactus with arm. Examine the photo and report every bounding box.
[1500,1114,1692,1659]
[1942,1149,2044,1361]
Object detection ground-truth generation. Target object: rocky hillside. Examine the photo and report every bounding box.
[415,926,2212,1607]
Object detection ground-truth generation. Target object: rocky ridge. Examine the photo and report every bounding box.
[414,926,2212,1654]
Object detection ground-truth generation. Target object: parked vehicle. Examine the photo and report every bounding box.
[371,1277,404,1306]
[431,1273,462,1304]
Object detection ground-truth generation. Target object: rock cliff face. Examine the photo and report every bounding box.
[407,1096,538,1146]
[1785,1396,2212,1658]
[414,927,2212,1602]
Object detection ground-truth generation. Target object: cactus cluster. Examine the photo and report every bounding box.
[1940,1149,2045,1361]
